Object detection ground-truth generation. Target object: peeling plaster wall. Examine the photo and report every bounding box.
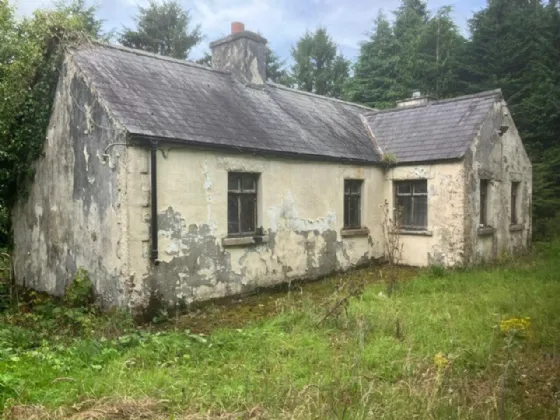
[464,101,532,263]
[383,163,466,267]
[12,58,130,307]
[126,147,385,310]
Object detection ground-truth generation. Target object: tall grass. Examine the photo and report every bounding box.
[1,241,559,419]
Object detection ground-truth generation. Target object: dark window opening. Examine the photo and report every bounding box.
[394,180,428,230]
[511,182,520,224]
[344,180,363,228]
[228,172,258,235]
[480,179,489,226]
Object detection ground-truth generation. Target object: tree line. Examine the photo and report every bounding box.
[0,0,559,243]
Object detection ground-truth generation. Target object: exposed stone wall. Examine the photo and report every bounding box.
[383,163,466,267]
[463,101,532,264]
[125,148,385,310]
[11,58,130,307]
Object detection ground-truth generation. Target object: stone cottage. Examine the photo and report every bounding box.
[12,23,532,311]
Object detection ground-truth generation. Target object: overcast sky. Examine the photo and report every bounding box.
[14,0,487,62]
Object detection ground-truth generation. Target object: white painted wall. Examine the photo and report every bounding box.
[126,147,385,309]
[11,62,532,312]
[382,163,466,267]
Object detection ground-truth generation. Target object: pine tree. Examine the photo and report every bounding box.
[291,27,349,97]
[418,6,467,98]
[392,0,430,93]
[467,0,560,235]
[346,11,402,108]
[266,48,292,86]
[119,0,202,60]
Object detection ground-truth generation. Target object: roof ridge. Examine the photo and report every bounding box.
[266,82,378,111]
[365,89,503,115]
[84,41,230,75]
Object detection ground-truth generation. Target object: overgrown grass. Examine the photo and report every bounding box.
[1,241,559,419]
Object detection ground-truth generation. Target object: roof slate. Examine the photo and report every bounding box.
[363,90,502,163]
[73,44,381,163]
[72,43,501,165]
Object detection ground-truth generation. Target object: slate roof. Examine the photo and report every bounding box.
[72,43,501,165]
[73,44,381,163]
[363,90,502,163]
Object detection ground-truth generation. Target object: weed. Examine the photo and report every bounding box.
[63,267,94,307]
[428,264,447,278]
[0,240,559,419]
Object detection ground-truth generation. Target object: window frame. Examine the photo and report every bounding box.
[480,179,489,226]
[343,179,363,229]
[227,172,259,237]
[393,180,428,230]
[511,181,520,225]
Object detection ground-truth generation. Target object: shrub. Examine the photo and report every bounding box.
[64,268,94,308]
[428,265,446,278]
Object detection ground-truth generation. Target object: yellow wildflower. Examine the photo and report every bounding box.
[499,317,531,338]
[433,352,449,369]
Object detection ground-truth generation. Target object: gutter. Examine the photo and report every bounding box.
[128,133,381,166]
[150,139,159,263]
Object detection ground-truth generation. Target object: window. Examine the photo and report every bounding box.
[480,179,489,226]
[228,172,258,236]
[394,180,427,230]
[344,180,363,228]
[511,182,520,224]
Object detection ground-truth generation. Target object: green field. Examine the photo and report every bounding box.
[0,242,559,419]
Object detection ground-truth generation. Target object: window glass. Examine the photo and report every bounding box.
[228,172,258,235]
[344,179,363,228]
[511,182,520,224]
[394,180,428,229]
[241,175,256,192]
[228,174,240,192]
[480,179,489,226]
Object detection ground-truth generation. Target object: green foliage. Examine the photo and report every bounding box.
[266,48,292,86]
[465,0,560,238]
[0,241,558,417]
[119,0,202,60]
[0,249,10,312]
[427,264,446,278]
[347,0,560,237]
[63,267,94,307]
[348,2,467,106]
[346,11,402,108]
[0,0,104,246]
[381,152,398,166]
[291,27,350,98]
[194,51,211,66]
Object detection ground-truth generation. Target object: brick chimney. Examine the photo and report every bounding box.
[210,22,268,85]
[396,90,432,108]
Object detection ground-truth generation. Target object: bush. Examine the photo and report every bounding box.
[64,268,94,308]
[428,264,446,278]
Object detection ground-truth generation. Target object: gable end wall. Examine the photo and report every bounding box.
[463,101,532,264]
[12,57,130,307]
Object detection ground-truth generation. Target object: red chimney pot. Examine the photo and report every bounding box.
[231,22,245,34]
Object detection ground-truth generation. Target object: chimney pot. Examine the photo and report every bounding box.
[231,22,245,34]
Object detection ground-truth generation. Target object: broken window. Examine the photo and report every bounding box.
[511,182,520,224]
[394,180,427,229]
[480,179,489,226]
[228,172,258,235]
[344,180,363,228]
